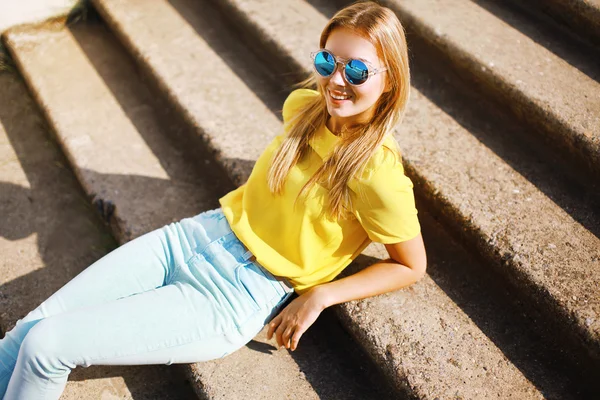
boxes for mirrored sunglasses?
[310,49,387,86]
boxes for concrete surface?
[380,0,600,184]
[0,71,197,399]
[2,0,599,397]
[4,18,226,243]
[511,0,600,46]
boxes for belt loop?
[278,278,295,294]
[242,249,253,261]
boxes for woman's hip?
[172,207,295,333]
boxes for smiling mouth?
[329,89,352,101]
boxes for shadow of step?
[0,71,198,399]
[505,0,600,47]
[376,0,600,186]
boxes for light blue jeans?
[0,207,295,399]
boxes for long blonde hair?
[267,0,411,221]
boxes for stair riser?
[510,0,600,47]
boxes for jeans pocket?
[234,261,283,313]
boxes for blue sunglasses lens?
[313,51,370,85]
[314,51,336,76]
[345,59,369,85]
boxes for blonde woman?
[0,1,426,398]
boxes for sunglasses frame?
[310,49,387,86]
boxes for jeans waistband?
[212,207,295,295]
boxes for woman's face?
[317,27,389,133]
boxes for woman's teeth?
[330,91,351,100]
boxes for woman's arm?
[316,232,427,308]
[267,232,427,350]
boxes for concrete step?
[509,0,600,47]
[377,0,600,187]
[88,0,598,397]
[2,13,400,400]
[0,71,197,398]
[209,0,600,374]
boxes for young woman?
[0,1,426,398]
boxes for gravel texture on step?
[0,71,197,399]
[379,0,600,184]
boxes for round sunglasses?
[310,49,387,86]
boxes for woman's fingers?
[275,320,286,347]
[268,316,307,351]
[282,324,295,349]
[267,315,281,340]
[274,318,296,348]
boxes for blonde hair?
[267,0,411,220]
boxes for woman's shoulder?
[282,88,320,122]
[365,135,403,175]
[348,135,406,190]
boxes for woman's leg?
[0,209,215,395]
[2,277,286,399]
[2,208,294,399]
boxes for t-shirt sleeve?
[349,148,421,244]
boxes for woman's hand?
[266,287,327,351]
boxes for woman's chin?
[327,107,355,120]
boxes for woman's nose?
[329,64,346,86]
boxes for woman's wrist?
[307,284,334,310]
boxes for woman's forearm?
[310,260,426,309]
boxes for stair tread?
[0,71,197,399]
[5,21,224,242]
[519,0,600,45]
[384,0,600,178]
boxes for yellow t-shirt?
[219,88,420,294]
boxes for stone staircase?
[0,0,598,398]
[0,56,198,398]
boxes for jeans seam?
[181,253,253,332]
[167,263,183,285]
[234,308,261,331]
[234,294,288,334]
